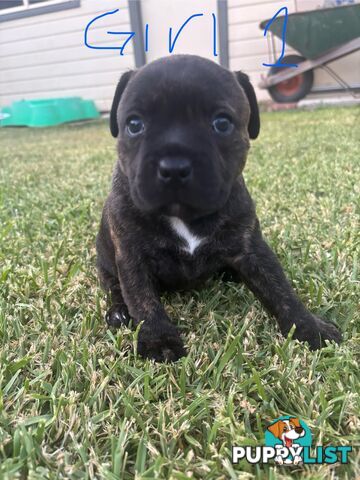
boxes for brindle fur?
[96,55,341,362]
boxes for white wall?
[0,0,136,111]
[141,0,219,64]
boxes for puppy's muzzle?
[157,157,192,185]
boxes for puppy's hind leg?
[98,267,131,328]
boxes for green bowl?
[0,97,100,128]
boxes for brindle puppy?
[96,55,341,362]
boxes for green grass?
[0,107,359,479]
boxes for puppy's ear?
[234,71,260,139]
[267,421,283,439]
[290,418,301,428]
[110,70,134,138]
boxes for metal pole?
[128,0,146,67]
[217,0,229,68]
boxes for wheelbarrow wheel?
[268,55,314,103]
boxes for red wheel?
[268,55,314,103]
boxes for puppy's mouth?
[158,203,203,221]
[162,203,183,217]
[284,436,293,448]
[132,184,228,221]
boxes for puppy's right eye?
[126,116,144,137]
[212,114,234,135]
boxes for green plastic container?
[0,97,100,128]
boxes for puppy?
[96,54,341,362]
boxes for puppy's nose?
[158,158,192,183]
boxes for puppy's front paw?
[105,303,131,328]
[137,322,186,362]
[293,314,341,350]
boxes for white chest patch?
[167,216,205,255]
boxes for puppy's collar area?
[167,216,205,255]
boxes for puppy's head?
[110,55,260,220]
[268,418,305,441]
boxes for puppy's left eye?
[212,115,234,135]
[126,116,145,137]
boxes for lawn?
[0,107,359,479]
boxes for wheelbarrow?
[259,4,360,102]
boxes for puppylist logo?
[232,416,352,466]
